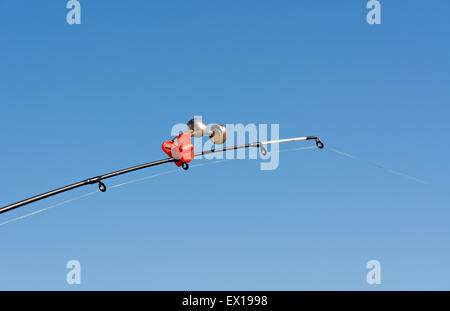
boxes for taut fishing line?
[327,146,430,185]
[0,147,319,227]
[0,191,100,227]
[0,144,434,227]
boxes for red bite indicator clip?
[161,118,227,170]
[162,132,194,169]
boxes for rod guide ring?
[98,181,107,192]
[260,144,267,156]
[182,162,189,170]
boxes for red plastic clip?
[162,132,194,167]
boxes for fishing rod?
[0,118,324,215]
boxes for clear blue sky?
[0,1,449,290]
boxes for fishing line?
[279,146,316,153]
[327,146,430,185]
[0,190,100,227]
[0,144,436,227]
[0,147,317,227]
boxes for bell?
[186,118,208,138]
[209,124,227,144]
